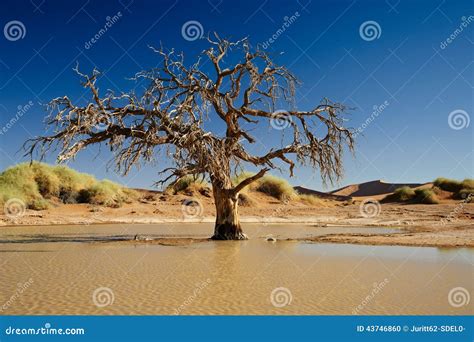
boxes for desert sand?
[1,187,472,248]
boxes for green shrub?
[414,189,439,204]
[28,198,50,210]
[383,186,416,202]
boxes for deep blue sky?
[0,0,472,191]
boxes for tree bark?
[211,185,247,240]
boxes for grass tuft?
[0,162,136,210]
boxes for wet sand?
[0,223,472,315]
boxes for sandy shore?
[1,188,473,248]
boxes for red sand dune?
[330,180,427,197]
[294,186,352,201]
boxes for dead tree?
[25,35,355,240]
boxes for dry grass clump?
[434,177,474,199]
[166,175,210,195]
[298,194,325,206]
[382,186,416,202]
[414,189,439,204]
[383,186,439,204]
[233,172,297,202]
[0,162,136,210]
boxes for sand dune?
[330,180,428,197]
[294,186,351,201]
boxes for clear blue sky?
[0,0,472,191]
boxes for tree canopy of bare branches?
[25,34,355,239]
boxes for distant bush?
[256,175,297,201]
[233,172,297,202]
[383,186,416,202]
[167,175,209,195]
[414,189,439,204]
[433,178,463,193]
[0,162,136,210]
[433,177,474,199]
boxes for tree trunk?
[211,186,247,240]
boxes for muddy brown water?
[0,223,472,315]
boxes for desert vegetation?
[0,162,136,209]
[383,178,473,204]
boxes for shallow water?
[0,223,472,315]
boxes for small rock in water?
[266,236,277,242]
